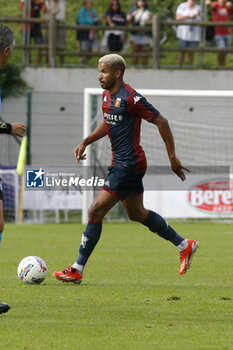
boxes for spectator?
[102,0,127,52]
[127,0,152,66]
[20,0,45,64]
[206,0,232,66]
[76,0,103,65]
[176,0,201,65]
[45,0,67,64]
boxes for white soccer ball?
[17,256,47,284]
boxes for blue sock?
[0,232,2,249]
[76,222,102,266]
[143,210,184,246]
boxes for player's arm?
[0,122,12,134]
[11,123,26,136]
[74,121,107,164]
[0,122,26,136]
[152,115,190,181]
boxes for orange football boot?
[53,266,82,284]
[179,239,199,274]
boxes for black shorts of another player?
[0,177,3,200]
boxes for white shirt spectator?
[132,8,151,26]
[45,0,66,20]
[176,2,201,41]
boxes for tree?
[0,64,28,100]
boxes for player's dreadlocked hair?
[99,54,126,74]
[0,24,14,53]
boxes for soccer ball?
[17,256,47,284]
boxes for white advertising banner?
[144,175,233,218]
[23,190,83,210]
[23,168,233,219]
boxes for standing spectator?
[20,0,46,64]
[45,0,67,64]
[206,0,232,66]
[76,0,103,65]
[176,0,201,65]
[127,0,152,66]
[102,0,126,52]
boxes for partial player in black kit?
[0,24,26,314]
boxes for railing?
[1,15,233,68]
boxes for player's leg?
[0,190,10,314]
[0,198,4,249]
[74,189,119,267]
[123,192,148,222]
[0,302,10,315]
[53,189,119,283]
[123,192,198,274]
[123,192,185,245]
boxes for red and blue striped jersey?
[102,82,160,172]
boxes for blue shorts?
[130,34,152,46]
[80,39,99,51]
[102,165,145,201]
[215,34,232,55]
[178,39,199,48]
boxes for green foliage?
[0,221,233,349]
[1,0,233,68]
[0,64,28,100]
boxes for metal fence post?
[49,11,56,67]
[199,0,207,67]
[152,15,160,69]
[26,90,32,165]
[23,0,31,65]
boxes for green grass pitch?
[0,221,233,350]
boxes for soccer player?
[53,54,198,284]
[0,24,26,314]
